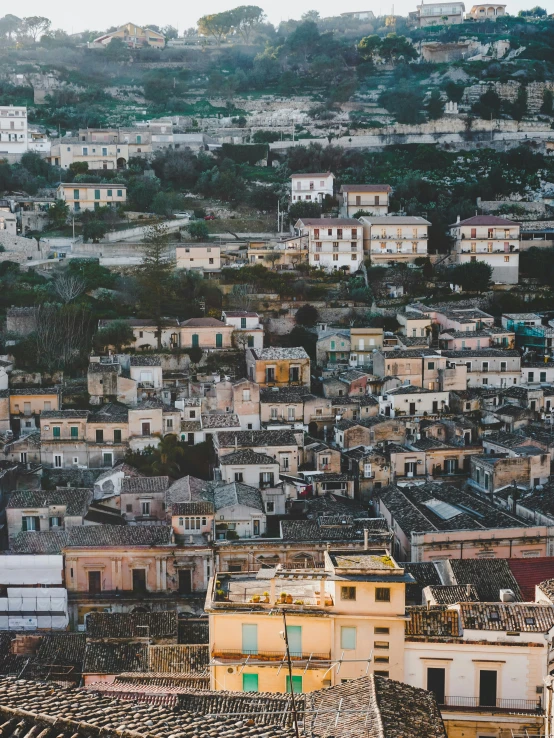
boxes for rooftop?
[459,602,554,632]
[7,488,92,516]
[219,448,278,466]
[453,215,518,226]
[86,611,177,639]
[340,184,392,192]
[250,347,309,360]
[65,524,173,548]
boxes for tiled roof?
[281,518,390,543]
[121,476,169,494]
[453,215,517,226]
[401,562,443,605]
[66,524,173,548]
[181,317,225,327]
[250,347,309,360]
[508,557,554,602]
[83,642,148,674]
[260,387,306,403]
[448,559,523,602]
[217,429,299,448]
[172,501,214,515]
[305,675,446,738]
[10,387,60,396]
[201,413,240,429]
[459,602,554,631]
[37,633,87,669]
[41,410,89,419]
[7,488,92,515]
[10,529,69,554]
[426,584,480,604]
[290,171,333,177]
[86,612,178,639]
[130,355,162,366]
[88,362,119,374]
[178,618,209,644]
[537,579,554,601]
[405,606,460,637]
[213,481,264,512]
[442,348,519,358]
[340,184,391,192]
[166,475,209,505]
[88,403,129,423]
[148,645,209,673]
[360,215,431,225]
[219,448,277,465]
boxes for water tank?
[500,589,516,602]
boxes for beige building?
[246,347,311,389]
[467,2,506,19]
[208,549,410,693]
[215,429,303,475]
[176,244,221,272]
[414,1,465,26]
[450,215,520,284]
[90,23,165,48]
[360,216,430,265]
[40,409,89,469]
[10,387,61,437]
[6,488,93,542]
[349,327,384,367]
[338,185,391,217]
[128,400,180,452]
[180,318,233,351]
[295,218,364,273]
[57,183,127,213]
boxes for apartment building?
[414,1,465,26]
[40,410,90,469]
[450,215,520,284]
[350,327,385,367]
[338,184,391,217]
[176,244,221,272]
[207,549,410,692]
[442,348,521,387]
[57,183,127,213]
[0,106,28,157]
[467,2,507,19]
[215,429,302,475]
[503,313,554,357]
[380,386,450,417]
[295,218,364,273]
[246,347,311,389]
[290,172,334,203]
[360,216,430,265]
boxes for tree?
[161,25,179,40]
[94,319,135,352]
[230,283,256,310]
[264,252,281,270]
[23,16,51,42]
[138,224,174,349]
[541,88,553,115]
[187,220,209,241]
[380,86,424,124]
[69,161,89,176]
[427,89,444,120]
[197,11,234,44]
[104,37,130,62]
[450,261,492,292]
[518,6,546,15]
[150,434,185,476]
[358,34,381,61]
[34,303,94,372]
[0,15,21,41]
[445,81,465,103]
[47,200,69,230]
[301,10,320,21]
[379,34,417,64]
[472,89,502,119]
[295,303,319,327]
[128,176,160,211]
[289,201,322,221]
[231,6,265,42]
[52,273,86,303]
[83,219,108,243]
[510,85,528,121]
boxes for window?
[103,452,112,468]
[337,229,343,238]
[114,429,122,443]
[54,454,62,468]
[374,641,389,650]
[479,670,497,707]
[351,254,357,260]
[234,472,244,482]
[82,148,88,156]
[374,671,389,677]
[341,627,356,650]
[117,189,123,197]
[374,627,390,634]
[541,371,547,383]
[102,148,107,156]
[376,587,391,602]
[482,362,489,372]
[141,500,151,516]
[142,422,151,436]
[96,429,104,443]
[314,229,319,238]
[364,463,372,478]
[88,571,101,593]
[286,625,302,656]
[94,189,100,200]
[266,501,275,513]
[375,656,389,663]
[216,333,223,348]
[107,189,112,197]
[266,367,275,383]
[190,410,196,419]
[260,472,274,487]
[53,426,61,438]
[270,407,278,420]
[20,452,27,464]
[427,668,445,704]
[126,504,133,513]
[313,254,320,261]
[44,401,51,411]
[70,426,78,438]
[73,189,80,200]
[192,334,199,348]
[286,676,303,694]
[333,254,339,261]
[242,673,258,692]
[166,418,173,430]
[22,516,39,532]
[287,407,295,421]
[49,516,61,528]
[341,586,356,601]
[504,255,510,262]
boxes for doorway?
[132,569,147,593]
[479,670,497,707]
[88,571,101,593]
[409,402,416,414]
[179,570,192,594]
[427,667,445,704]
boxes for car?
[204,214,216,220]
[174,212,192,220]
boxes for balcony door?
[286,625,302,657]
[132,569,147,593]
[178,569,192,594]
[88,571,101,593]
[479,670,497,707]
[427,667,445,704]
[242,624,258,655]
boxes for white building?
[290,172,334,203]
[450,215,520,285]
[338,185,391,217]
[222,311,264,350]
[360,216,430,265]
[379,385,450,417]
[442,348,521,387]
[415,1,465,26]
[0,106,28,157]
[295,217,364,273]
[176,244,221,272]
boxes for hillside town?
[2,3,554,738]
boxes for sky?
[17,0,554,35]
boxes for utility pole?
[281,609,301,738]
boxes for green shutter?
[107,189,112,197]
[216,333,223,348]
[95,189,100,200]
[117,189,122,197]
[242,673,258,692]
[53,426,60,438]
[70,426,78,438]
[192,334,199,347]
[341,626,356,650]
[286,675,303,693]
[73,189,79,200]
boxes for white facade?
[0,106,28,156]
[442,350,521,387]
[222,311,264,351]
[450,216,520,284]
[380,387,450,417]
[522,364,554,385]
[295,218,364,274]
[416,1,465,26]
[360,216,430,265]
[129,364,163,390]
[290,172,334,203]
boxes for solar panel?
[423,498,462,520]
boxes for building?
[207,549,413,692]
[176,244,221,272]
[316,329,351,367]
[40,409,90,469]
[90,23,165,49]
[57,183,127,213]
[450,215,520,285]
[180,318,234,351]
[290,172,334,203]
[379,386,450,418]
[442,349,521,388]
[6,488,93,542]
[350,328,385,367]
[10,387,61,437]
[246,347,310,389]
[0,106,28,157]
[338,185,391,217]
[467,3,507,19]
[215,429,303,475]
[294,218,364,273]
[221,311,264,351]
[87,359,137,407]
[469,450,550,496]
[503,313,554,358]
[414,1,465,26]
[360,216,430,265]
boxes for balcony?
[439,696,542,714]
[212,648,332,663]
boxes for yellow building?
[57,183,127,213]
[90,23,165,49]
[246,347,311,388]
[207,548,411,693]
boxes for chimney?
[466,583,471,599]
[456,215,460,224]
[364,528,369,550]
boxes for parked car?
[204,214,216,220]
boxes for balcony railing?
[440,696,542,713]
[212,648,331,662]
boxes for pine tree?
[138,224,174,350]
